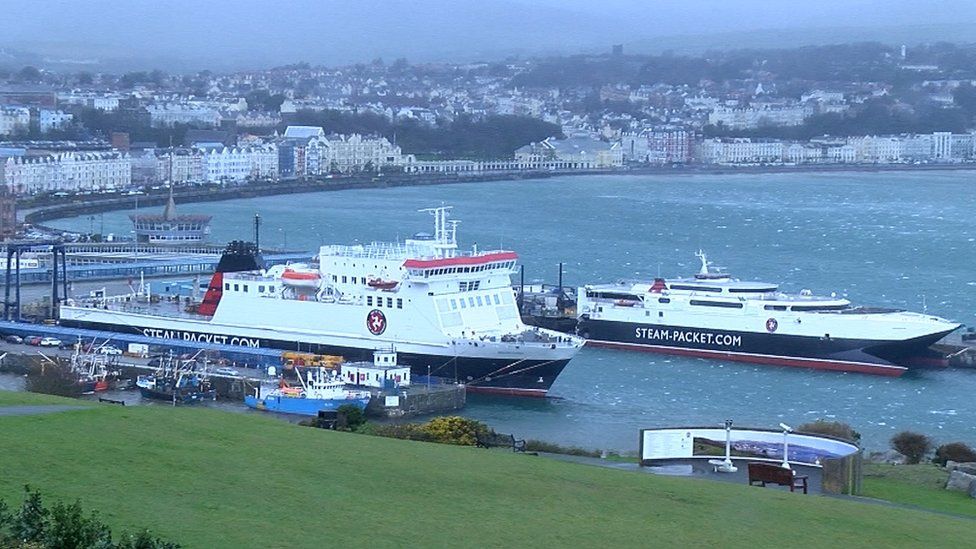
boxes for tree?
[18,66,41,82]
[891,431,933,464]
[76,71,94,85]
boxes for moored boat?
[245,367,371,416]
[577,251,961,376]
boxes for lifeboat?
[281,269,321,288]
[614,299,637,307]
[367,278,399,291]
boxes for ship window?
[367,296,373,306]
[332,275,337,282]
[387,297,393,308]
[764,305,787,311]
[468,297,475,307]
[341,276,347,283]
[730,287,776,293]
[459,281,467,292]
[224,283,230,290]
[460,299,467,309]
[493,294,500,305]
[791,304,849,312]
[258,285,265,293]
[670,284,723,292]
[397,298,403,309]
[450,299,457,310]
[233,284,239,292]
[658,298,670,303]
[689,300,742,309]
[476,296,484,306]
[243,285,248,293]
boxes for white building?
[201,145,278,183]
[0,107,31,136]
[708,104,811,129]
[320,134,404,173]
[38,109,74,132]
[699,138,785,164]
[849,136,903,163]
[1,151,130,195]
[155,149,204,183]
[147,103,221,128]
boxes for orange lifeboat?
[281,269,321,288]
[367,278,399,291]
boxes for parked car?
[4,334,23,344]
[39,337,62,347]
[96,345,123,355]
[25,336,43,346]
[214,367,240,377]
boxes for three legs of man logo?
[367,309,387,335]
[765,317,778,333]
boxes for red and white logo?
[367,309,387,336]
[765,318,778,333]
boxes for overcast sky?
[3,0,976,71]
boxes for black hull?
[577,318,954,376]
[62,319,567,397]
[139,387,217,404]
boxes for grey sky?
[3,0,975,71]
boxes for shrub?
[797,419,861,443]
[0,487,180,548]
[523,439,601,457]
[933,442,976,466]
[336,404,367,431]
[890,431,933,464]
[420,416,489,446]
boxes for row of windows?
[225,282,275,295]
[367,295,404,309]
[452,293,502,310]
[458,280,481,292]
[412,260,516,278]
[689,300,744,309]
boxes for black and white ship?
[576,252,960,376]
[60,207,583,397]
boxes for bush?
[933,442,976,466]
[0,486,180,548]
[336,404,366,431]
[891,431,933,464]
[523,440,601,457]
[797,420,861,443]
[420,416,489,446]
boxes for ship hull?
[139,387,217,404]
[61,317,569,397]
[244,395,370,416]
[578,318,956,377]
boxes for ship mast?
[418,206,458,258]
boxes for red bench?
[747,462,808,494]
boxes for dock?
[0,242,310,286]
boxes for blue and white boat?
[245,367,371,416]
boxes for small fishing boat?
[137,352,216,404]
[245,367,370,416]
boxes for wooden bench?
[476,432,526,453]
[747,462,808,494]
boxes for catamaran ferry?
[59,207,583,397]
[576,252,960,377]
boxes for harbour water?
[48,171,976,452]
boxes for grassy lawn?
[0,388,94,407]
[0,390,974,548]
[862,463,976,518]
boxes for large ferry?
[576,252,960,376]
[59,207,583,397]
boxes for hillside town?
[2,41,976,196]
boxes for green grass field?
[862,463,976,518]
[1,390,974,548]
